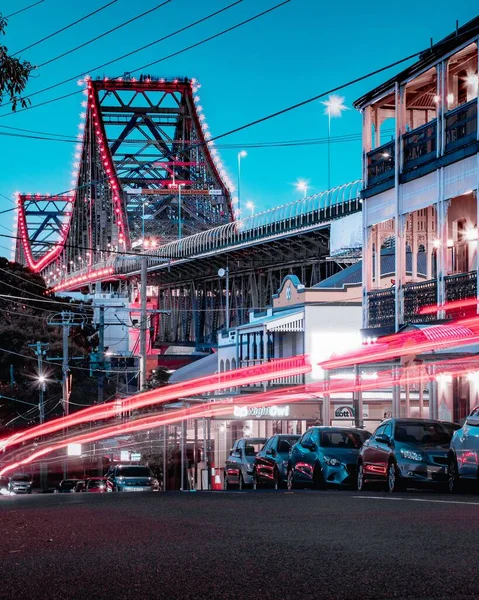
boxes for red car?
[85,477,108,493]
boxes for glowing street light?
[295,180,308,198]
[321,94,348,189]
[237,150,247,217]
[246,201,254,216]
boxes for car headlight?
[324,456,341,467]
[282,460,288,468]
[400,449,423,462]
[246,464,254,473]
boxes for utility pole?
[29,341,49,424]
[98,306,105,405]
[29,341,49,491]
[140,254,148,390]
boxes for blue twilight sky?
[0,0,477,257]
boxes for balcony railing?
[445,99,478,153]
[366,141,395,186]
[368,288,395,329]
[445,271,477,318]
[403,279,437,323]
[403,120,437,171]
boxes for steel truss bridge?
[14,77,362,347]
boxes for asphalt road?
[1,489,479,600]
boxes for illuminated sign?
[233,405,290,419]
[141,189,223,196]
[335,406,355,418]
[67,443,82,456]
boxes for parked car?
[287,427,370,490]
[224,438,267,490]
[448,406,479,492]
[357,418,460,492]
[4,473,33,494]
[55,479,84,494]
[253,434,300,489]
[105,465,159,492]
[85,477,108,493]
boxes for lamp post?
[237,150,247,217]
[295,180,308,199]
[321,94,348,190]
[178,183,184,239]
[141,197,149,245]
[218,266,230,330]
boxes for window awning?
[236,309,304,334]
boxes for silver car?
[106,465,160,492]
[448,406,479,491]
[224,438,266,490]
[4,473,33,495]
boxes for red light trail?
[0,356,311,453]
[2,353,478,477]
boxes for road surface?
[1,489,478,600]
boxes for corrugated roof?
[168,353,217,384]
[316,251,427,289]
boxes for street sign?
[140,188,223,196]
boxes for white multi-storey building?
[354,17,479,423]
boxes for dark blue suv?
[253,434,300,489]
[287,427,370,490]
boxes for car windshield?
[277,437,299,453]
[11,475,31,482]
[394,422,458,445]
[320,431,367,449]
[244,442,265,456]
[61,480,76,488]
[118,467,151,477]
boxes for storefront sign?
[233,405,290,419]
[335,405,370,419]
[335,406,355,418]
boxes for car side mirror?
[376,434,390,444]
[466,416,479,427]
[271,448,277,457]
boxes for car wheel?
[223,473,229,491]
[287,467,295,491]
[238,473,244,491]
[312,465,327,490]
[448,456,460,493]
[387,461,405,493]
[357,463,367,491]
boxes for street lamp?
[246,201,254,217]
[141,198,149,244]
[218,267,230,330]
[295,180,308,198]
[237,150,247,217]
[178,183,184,240]
[321,94,348,189]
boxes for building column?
[392,365,401,418]
[411,212,418,281]
[374,226,381,286]
[362,224,373,328]
[353,364,363,428]
[394,83,406,332]
[426,206,434,280]
[323,370,330,427]
[436,177,447,319]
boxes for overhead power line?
[13,0,119,55]
[0,0,282,117]
[4,0,45,19]
[37,1,172,69]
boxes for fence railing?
[445,99,478,153]
[366,141,395,186]
[403,120,437,170]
